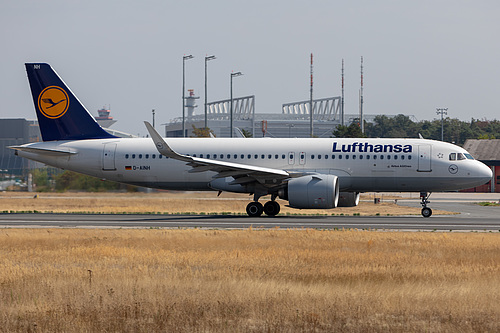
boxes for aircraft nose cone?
[477,162,493,184]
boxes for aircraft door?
[102,143,117,171]
[288,152,295,165]
[299,152,306,165]
[417,145,432,172]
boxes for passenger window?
[159,154,163,159]
[311,155,315,159]
[261,154,265,159]
[152,154,156,159]
[394,155,398,160]
[380,155,384,160]
[207,154,211,158]
[373,155,377,160]
[359,155,363,160]
[248,154,251,159]
[449,153,456,161]
[282,154,286,159]
[352,155,356,160]
[233,154,237,159]
[241,154,244,159]
[220,154,224,159]
[300,154,305,159]
[227,154,231,159]
[366,155,370,160]
[145,154,149,159]
[275,154,279,159]
[408,155,412,160]
[254,154,258,159]
[387,155,391,160]
[325,155,328,159]
[338,155,342,160]
[345,155,349,160]
[318,155,321,160]
[200,154,204,158]
[401,155,404,160]
[125,154,129,159]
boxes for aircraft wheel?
[246,202,264,217]
[263,201,280,216]
[421,207,432,218]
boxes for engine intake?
[280,174,339,209]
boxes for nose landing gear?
[420,192,432,218]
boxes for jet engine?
[279,174,339,209]
[337,192,360,207]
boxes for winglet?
[144,121,191,162]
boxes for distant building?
[0,119,41,175]
[462,139,500,192]
[165,92,394,138]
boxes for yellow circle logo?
[38,86,69,119]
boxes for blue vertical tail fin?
[25,63,116,141]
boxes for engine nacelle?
[281,174,339,209]
[338,192,360,207]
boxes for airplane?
[11,63,492,218]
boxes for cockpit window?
[449,153,456,161]
[457,153,466,160]
[464,153,474,160]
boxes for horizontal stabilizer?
[8,145,77,155]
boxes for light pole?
[204,55,216,130]
[182,54,194,137]
[152,109,155,128]
[436,108,448,141]
[230,71,243,138]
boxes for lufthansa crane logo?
[37,86,69,119]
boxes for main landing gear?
[246,200,280,217]
[420,192,432,218]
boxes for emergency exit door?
[102,143,117,171]
[417,145,432,172]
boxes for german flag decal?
[125,166,132,170]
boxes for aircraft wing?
[144,122,292,186]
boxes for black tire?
[246,202,264,217]
[421,207,432,218]
[263,201,280,216]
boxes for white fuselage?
[16,137,492,193]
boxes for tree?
[240,129,253,138]
[191,125,215,138]
[332,123,367,138]
[54,171,133,192]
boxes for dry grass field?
[1,228,499,332]
[0,191,452,216]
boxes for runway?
[1,193,499,231]
[1,213,500,231]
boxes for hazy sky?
[1,0,499,136]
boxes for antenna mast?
[310,53,314,137]
[359,56,364,133]
[341,59,345,126]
